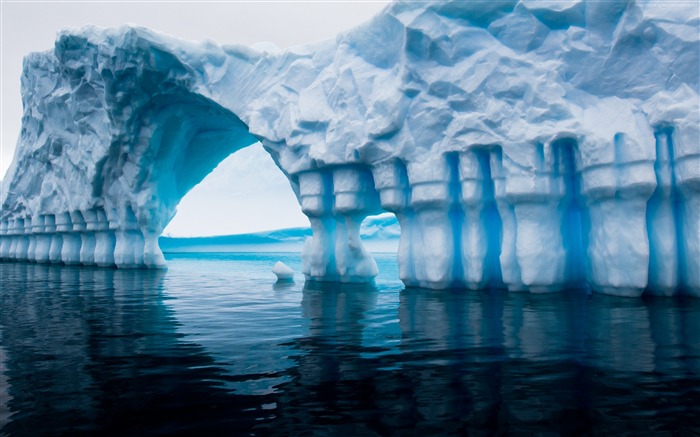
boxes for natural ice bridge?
[1,0,698,297]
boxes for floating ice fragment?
[272,261,294,282]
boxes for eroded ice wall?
[1,0,698,296]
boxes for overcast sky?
[0,1,389,236]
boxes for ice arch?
[162,143,310,238]
[103,93,261,267]
[0,27,386,285]
[0,90,263,269]
[1,0,699,297]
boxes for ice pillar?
[646,129,681,295]
[112,207,145,269]
[14,218,30,262]
[300,171,338,281]
[0,221,9,260]
[93,209,116,267]
[372,160,414,286]
[300,167,380,283]
[80,210,97,266]
[671,127,700,296]
[26,217,38,262]
[34,215,52,264]
[458,149,502,290]
[491,149,526,292]
[58,212,82,265]
[45,215,63,264]
[505,144,568,292]
[406,157,455,289]
[332,167,380,282]
[580,134,656,297]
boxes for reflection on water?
[1,256,699,435]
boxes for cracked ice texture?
[1,0,698,296]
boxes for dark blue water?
[1,253,699,436]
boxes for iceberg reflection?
[0,261,698,435]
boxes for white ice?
[272,261,295,282]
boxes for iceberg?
[0,0,698,297]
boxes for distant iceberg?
[158,214,400,253]
[0,0,698,297]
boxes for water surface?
[1,253,699,435]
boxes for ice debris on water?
[272,261,295,282]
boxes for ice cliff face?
[1,0,698,297]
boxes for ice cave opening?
[142,94,389,282]
[161,143,308,239]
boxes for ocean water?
[1,253,699,435]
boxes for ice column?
[143,226,166,268]
[113,207,145,269]
[300,166,380,283]
[93,209,115,267]
[671,127,700,296]
[34,215,51,263]
[332,167,380,282]
[406,157,455,289]
[9,219,21,260]
[580,134,656,297]
[6,220,17,260]
[5,220,16,259]
[80,210,97,266]
[45,215,63,264]
[14,218,30,261]
[0,221,8,260]
[458,149,502,290]
[506,144,568,292]
[11,218,29,261]
[300,171,338,281]
[58,212,82,265]
[372,160,414,286]
[491,149,526,291]
[2,220,16,261]
[26,217,38,262]
[646,129,681,295]
[551,141,588,288]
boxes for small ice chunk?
[272,261,294,282]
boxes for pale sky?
[0,1,389,236]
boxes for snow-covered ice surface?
[0,0,698,297]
